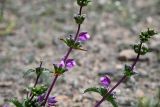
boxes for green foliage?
[29,85,47,96]
[84,87,118,107]
[60,37,86,51]
[74,14,86,24]
[133,44,150,55]
[22,99,40,107]
[123,65,135,77]
[139,28,157,43]
[11,98,23,107]
[133,29,157,56]
[25,67,51,77]
[84,87,108,96]
[53,64,67,75]
[11,98,41,107]
[77,0,91,7]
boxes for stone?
[57,95,69,101]
[118,49,136,61]
[116,64,123,70]
[0,81,12,88]
[98,69,116,76]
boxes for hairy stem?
[42,74,58,106]
[29,61,43,101]
[34,61,43,87]
[43,6,83,106]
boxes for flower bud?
[74,14,86,24]
[100,76,111,88]
[60,59,76,70]
[77,0,91,7]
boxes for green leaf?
[35,67,51,76]
[24,67,51,78]
[23,69,35,77]
[84,87,118,107]
[107,94,118,107]
[133,44,141,54]
[84,87,108,96]
[99,88,108,96]
[84,87,101,93]
[31,85,47,96]
[21,98,41,107]
[11,98,23,107]
[74,14,86,24]
[139,28,157,43]
[84,87,112,98]
[53,64,67,75]
[140,46,150,55]
[60,37,84,50]
[124,65,135,77]
[109,99,118,107]
[77,0,91,6]
[133,44,150,55]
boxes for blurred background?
[0,0,160,107]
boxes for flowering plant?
[1,0,159,107]
[8,0,91,107]
[84,28,157,107]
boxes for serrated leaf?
[23,69,35,77]
[35,67,51,76]
[24,67,51,78]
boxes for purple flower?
[100,76,111,88]
[65,59,76,69]
[78,32,90,42]
[38,94,57,107]
[59,59,65,68]
[38,94,45,103]
[48,96,57,106]
[59,59,76,69]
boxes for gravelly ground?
[0,0,160,107]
